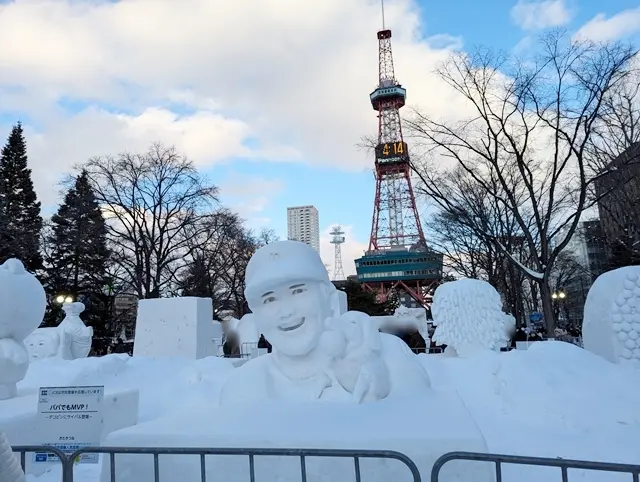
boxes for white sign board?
[34,385,104,464]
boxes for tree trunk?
[539,280,556,335]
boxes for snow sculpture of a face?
[431,278,509,356]
[245,241,334,358]
[583,266,640,365]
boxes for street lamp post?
[551,289,567,327]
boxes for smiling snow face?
[249,280,331,357]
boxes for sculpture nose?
[278,309,295,320]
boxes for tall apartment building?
[562,220,608,326]
[287,205,320,253]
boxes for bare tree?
[407,32,637,334]
[80,143,219,299]
[424,167,534,326]
[179,218,280,318]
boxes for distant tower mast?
[330,226,346,280]
[368,0,425,250]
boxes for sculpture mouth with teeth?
[279,318,306,332]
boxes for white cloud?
[574,7,640,43]
[0,0,472,211]
[319,224,368,279]
[510,0,572,31]
[218,175,285,228]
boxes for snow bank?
[12,341,640,482]
[420,341,640,480]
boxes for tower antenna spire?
[380,0,386,30]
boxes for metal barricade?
[64,446,422,482]
[13,445,69,482]
[431,451,640,482]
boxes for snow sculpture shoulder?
[583,266,640,365]
[431,278,512,357]
[219,241,430,405]
[0,259,47,400]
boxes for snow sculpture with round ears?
[583,266,640,365]
[0,259,47,400]
[431,278,513,357]
[219,240,431,405]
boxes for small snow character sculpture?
[57,302,93,359]
[583,266,640,365]
[0,259,47,400]
[431,278,511,357]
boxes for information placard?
[34,385,104,464]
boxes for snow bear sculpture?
[219,240,431,405]
[431,278,513,357]
[583,266,640,365]
[0,259,47,400]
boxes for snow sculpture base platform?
[0,387,139,445]
[101,390,492,482]
[134,297,215,359]
[1,387,139,476]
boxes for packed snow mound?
[8,341,640,482]
[431,278,513,356]
[19,355,236,423]
[420,341,640,464]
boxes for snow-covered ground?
[12,341,640,481]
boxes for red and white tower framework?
[368,25,424,250]
[355,3,443,309]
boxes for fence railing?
[431,451,640,482]
[13,445,422,482]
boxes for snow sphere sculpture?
[0,258,47,400]
[583,266,640,365]
[431,278,512,357]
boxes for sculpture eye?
[263,296,276,304]
[291,288,306,295]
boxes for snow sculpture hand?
[328,311,391,403]
[0,339,29,399]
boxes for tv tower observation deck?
[355,15,443,309]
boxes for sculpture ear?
[328,287,341,318]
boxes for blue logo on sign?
[35,453,48,462]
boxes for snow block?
[100,390,493,482]
[133,297,215,359]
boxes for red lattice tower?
[368,29,425,251]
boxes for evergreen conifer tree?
[45,170,110,351]
[0,122,43,270]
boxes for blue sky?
[0,0,638,275]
